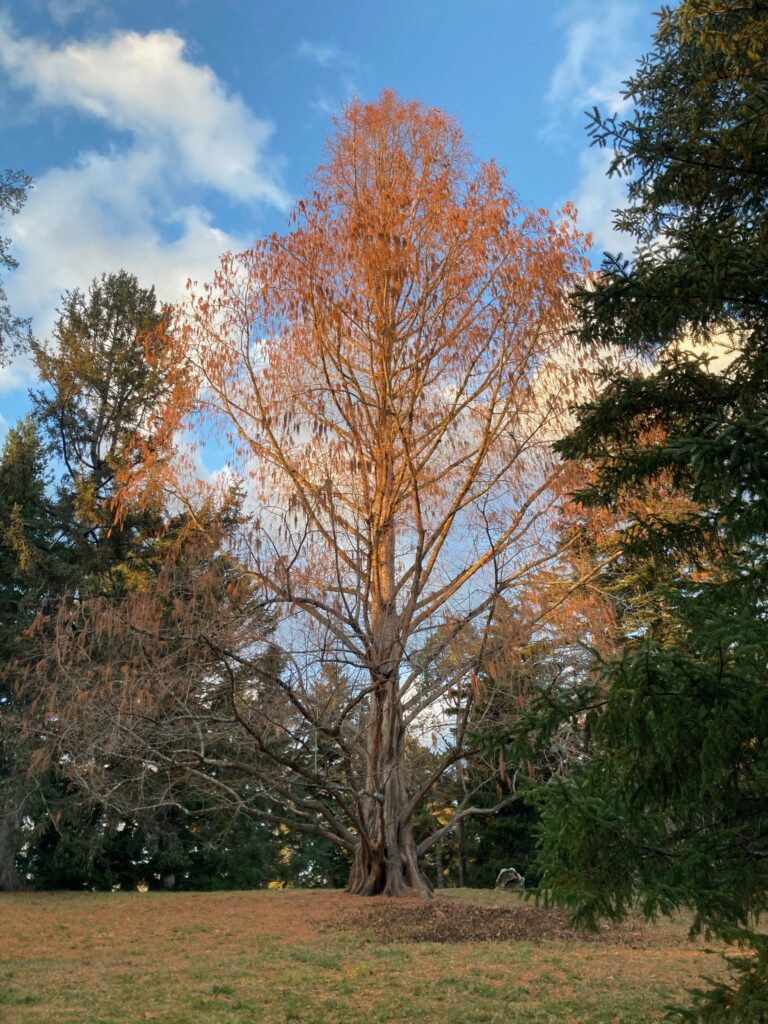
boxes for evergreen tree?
[20,802,276,892]
[4,272,326,893]
[0,169,32,365]
[0,419,59,665]
[3,272,173,889]
[0,419,61,889]
[533,3,768,1019]
[31,270,170,596]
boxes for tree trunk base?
[346,839,433,899]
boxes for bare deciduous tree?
[46,92,592,897]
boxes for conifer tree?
[31,270,170,596]
[0,419,60,889]
[532,3,768,1018]
[1,273,172,889]
[0,169,31,365]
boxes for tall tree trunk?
[345,392,432,899]
[0,783,25,891]
[346,672,432,898]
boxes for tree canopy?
[43,91,592,899]
[528,2,768,1019]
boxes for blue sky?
[0,0,658,435]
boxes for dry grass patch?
[0,889,728,1023]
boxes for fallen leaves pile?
[344,898,653,946]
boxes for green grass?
[0,889,725,1023]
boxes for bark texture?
[346,439,432,898]
[346,675,432,898]
[0,784,24,891]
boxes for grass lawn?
[0,888,727,1023]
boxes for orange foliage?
[109,91,598,897]
[129,92,591,632]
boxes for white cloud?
[543,0,640,143]
[297,38,362,119]
[309,88,337,117]
[0,19,289,394]
[309,79,360,118]
[43,0,100,24]
[572,147,633,255]
[543,1,643,257]
[8,149,247,337]
[297,40,340,67]
[0,351,35,394]
[0,21,289,206]
[296,39,358,72]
